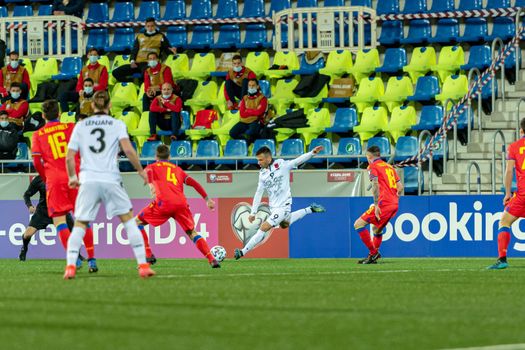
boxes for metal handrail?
[515,9,523,86]
[491,38,506,107]
[467,68,482,143]
[491,130,506,194]
[517,97,525,140]
[443,98,457,164]
[467,161,481,195]
[418,130,433,195]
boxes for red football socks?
[193,235,214,263]
[372,234,383,255]
[83,226,95,259]
[497,227,511,259]
[357,227,374,253]
[57,222,70,250]
[138,226,152,258]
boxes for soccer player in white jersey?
[64,91,155,279]
[234,145,326,259]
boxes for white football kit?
[251,151,315,227]
[68,114,133,221]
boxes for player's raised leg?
[280,203,326,228]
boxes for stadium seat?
[319,50,353,79]
[403,167,421,194]
[268,78,299,115]
[87,2,109,23]
[297,108,332,146]
[456,105,474,131]
[211,109,241,147]
[354,106,389,142]
[335,137,362,165]
[38,4,53,16]
[107,28,135,53]
[165,53,189,79]
[378,21,403,46]
[162,0,186,20]
[52,57,82,81]
[259,80,271,97]
[239,24,271,49]
[141,141,163,165]
[294,84,328,112]
[325,108,358,134]
[403,46,436,83]
[376,0,399,15]
[269,0,291,14]
[5,143,30,169]
[461,45,491,71]
[347,49,380,83]
[428,19,459,44]
[308,138,332,165]
[111,82,138,113]
[407,76,440,103]
[87,29,109,52]
[170,140,192,159]
[378,76,413,112]
[217,139,248,166]
[281,139,305,157]
[297,0,318,6]
[13,5,33,18]
[457,18,488,43]
[0,7,7,19]
[32,57,58,86]
[457,0,482,10]
[431,46,465,83]
[402,0,427,13]
[242,0,265,17]
[212,25,240,49]
[166,26,187,49]
[245,139,276,164]
[185,81,218,114]
[129,112,150,148]
[137,1,161,21]
[264,52,300,79]
[110,2,134,22]
[185,110,220,142]
[324,0,346,5]
[215,0,239,18]
[366,137,391,159]
[400,20,431,45]
[351,0,371,6]
[189,0,212,19]
[183,53,216,80]
[246,51,271,78]
[435,75,469,104]
[21,59,33,75]
[485,0,510,7]
[186,25,213,50]
[429,0,455,12]
[485,17,515,42]
[117,111,140,134]
[293,54,326,75]
[412,105,444,131]
[375,48,406,74]
[385,105,417,142]
[350,76,384,114]
[60,112,76,124]
[394,136,418,162]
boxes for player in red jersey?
[354,145,403,264]
[31,100,97,272]
[136,144,220,268]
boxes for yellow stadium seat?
[21,58,33,75]
[185,81,219,115]
[403,46,436,83]
[264,52,300,79]
[385,105,417,142]
[347,49,380,83]
[212,81,227,115]
[183,53,216,81]
[296,108,332,147]
[246,51,270,78]
[319,50,353,79]
[349,77,384,114]
[136,83,145,113]
[32,57,58,86]
[111,82,138,114]
[165,53,189,80]
[268,78,298,116]
[431,45,465,83]
[354,106,389,142]
[60,111,76,124]
[108,55,131,87]
[435,74,468,105]
[117,111,140,133]
[294,84,329,112]
[378,76,414,112]
[129,111,150,149]
[185,110,221,142]
[212,109,241,148]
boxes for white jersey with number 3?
[68,114,128,184]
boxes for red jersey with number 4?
[507,137,525,196]
[146,161,188,205]
[31,121,76,184]
[368,158,400,207]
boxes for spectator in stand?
[225,55,256,110]
[147,83,183,141]
[229,78,267,144]
[76,78,95,120]
[112,18,177,83]
[143,52,175,112]
[59,47,108,113]
[52,0,84,18]
[0,83,29,130]
[0,51,31,100]
[0,111,19,160]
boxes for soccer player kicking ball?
[234,146,326,260]
[135,144,220,268]
[64,91,154,279]
[354,146,403,264]
[31,100,97,272]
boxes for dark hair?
[145,17,156,24]
[156,144,170,160]
[10,82,21,90]
[147,52,158,59]
[42,100,60,120]
[0,110,8,117]
[248,78,259,85]
[87,47,98,55]
[256,146,272,156]
[93,90,110,111]
[9,51,18,56]
[366,145,381,157]
[521,118,525,133]
[84,78,94,84]
[232,54,242,62]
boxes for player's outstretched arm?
[288,146,324,168]
[184,176,215,210]
[66,149,80,189]
[503,159,515,205]
[120,138,147,184]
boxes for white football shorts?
[75,181,133,221]
[267,205,292,227]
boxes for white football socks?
[289,207,313,226]
[67,226,86,266]
[124,218,147,265]
[242,229,267,256]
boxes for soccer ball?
[211,245,227,262]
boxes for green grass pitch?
[0,258,524,350]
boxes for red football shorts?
[360,204,398,231]
[46,180,78,217]
[505,193,525,218]
[138,200,195,232]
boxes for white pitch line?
[440,344,525,350]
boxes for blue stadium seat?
[281,139,305,157]
[5,143,30,169]
[325,108,357,134]
[325,0,346,5]
[239,24,271,49]
[457,0,482,10]
[456,105,474,131]
[429,0,455,12]
[38,4,53,16]
[87,2,109,23]
[269,0,291,14]
[0,7,7,19]
[403,167,421,194]
[242,0,265,17]
[166,26,187,49]
[378,21,402,46]
[119,141,138,171]
[217,140,248,166]
[193,140,220,167]
[110,2,134,22]
[259,80,271,97]
[13,5,33,17]
[407,76,440,103]
[412,105,444,131]
[402,0,427,13]
[400,19,431,45]
[292,54,326,75]
[394,136,418,161]
[481,78,497,100]
[366,137,391,160]
[376,0,399,15]
[423,138,446,160]
[351,0,372,6]
[189,0,212,19]
[245,139,276,164]
[428,19,459,44]
[170,141,192,164]
[375,48,406,74]
[297,0,318,7]
[212,25,240,49]
[458,18,488,43]
[157,111,191,137]
[136,1,161,21]
[485,17,515,42]
[87,29,109,52]
[52,57,82,81]
[504,50,520,70]
[308,138,332,165]
[485,0,510,7]
[163,0,186,20]
[335,137,361,165]
[216,0,239,18]
[107,28,135,53]
[461,45,491,71]
[141,141,163,165]
[187,25,213,50]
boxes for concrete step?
[441,173,492,185]
[496,98,524,113]
[446,160,492,174]
[490,111,518,122]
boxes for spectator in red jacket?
[143,52,175,112]
[0,82,29,130]
[0,51,30,100]
[148,83,183,141]
[229,78,267,144]
[225,55,256,110]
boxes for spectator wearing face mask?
[229,78,267,144]
[0,82,29,130]
[58,47,108,113]
[76,78,95,120]
[0,51,30,100]
[143,52,174,112]
[147,82,183,141]
[225,55,256,111]
[0,111,19,160]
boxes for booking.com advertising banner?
[1,195,524,259]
